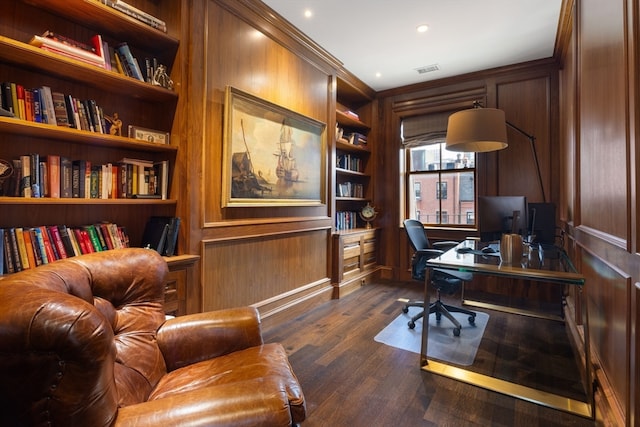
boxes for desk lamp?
[445,101,546,202]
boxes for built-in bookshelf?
[0,0,182,273]
[334,103,373,231]
[332,73,380,292]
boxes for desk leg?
[581,285,595,417]
[420,268,431,367]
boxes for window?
[436,182,447,200]
[402,113,476,226]
[414,181,422,200]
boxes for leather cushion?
[148,343,306,422]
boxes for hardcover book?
[115,43,144,81]
[47,155,61,198]
[60,157,73,198]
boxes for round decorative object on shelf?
[0,159,14,196]
[359,202,377,229]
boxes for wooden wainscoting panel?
[580,249,630,423]
[202,229,329,312]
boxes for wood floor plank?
[263,280,596,426]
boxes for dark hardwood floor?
[262,280,597,427]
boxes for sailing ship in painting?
[274,120,299,182]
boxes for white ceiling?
[261,0,563,91]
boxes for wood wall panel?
[177,0,340,314]
[578,0,628,241]
[634,282,640,427]
[559,2,576,225]
[496,77,552,203]
[202,0,331,224]
[202,229,329,311]
[580,249,631,420]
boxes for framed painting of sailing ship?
[222,86,326,207]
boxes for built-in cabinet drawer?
[332,228,378,297]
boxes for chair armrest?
[415,248,444,259]
[157,307,264,372]
[432,241,460,251]
[114,377,292,427]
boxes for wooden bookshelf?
[0,0,183,266]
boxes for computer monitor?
[528,202,556,245]
[477,196,528,242]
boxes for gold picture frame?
[222,86,326,207]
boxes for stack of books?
[29,31,105,69]
[100,0,167,33]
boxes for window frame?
[403,141,476,228]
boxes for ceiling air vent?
[415,64,440,74]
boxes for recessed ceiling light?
[375,72,382,78]
[304,9,313,18]
[417,24,429,33]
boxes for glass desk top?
[427,240,584,286]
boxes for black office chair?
[402,219,476,336]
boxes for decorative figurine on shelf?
[152,64,174,90]
[104,112,123,136]
[0,159,14,196]
[359,202,378,229]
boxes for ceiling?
[261,0,563,92]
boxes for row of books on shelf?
[337,154,364,172]
[26,30,168,86]
[1,82,116,134]
[99,0,168,33]
[337,182,364,198]
[0,222,130,275]
[336,211,359,231]
[2,155,169,200]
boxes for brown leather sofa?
[0,248,306,426]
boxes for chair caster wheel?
[402,306,409,314]
[468,316,476,325]
[408,320,416,329]
[453,327,461,337]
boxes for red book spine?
[79,229,95,253]
[73,228,89,254]
[47,225,67,259]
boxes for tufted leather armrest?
[157,307,264,372]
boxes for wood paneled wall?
[202,228,330,314]
[559,0,638,425]
[180,0,342,315]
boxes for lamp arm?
[505,121,546,202]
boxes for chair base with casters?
[403,287,477,336]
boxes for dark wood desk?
[422,240,593,419]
